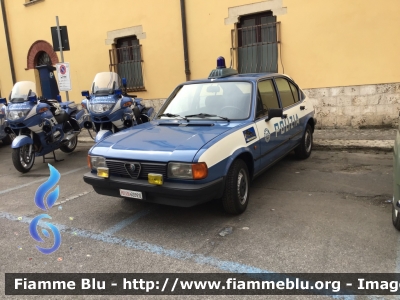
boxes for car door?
[254,79,285,172]
[274,77,303,151]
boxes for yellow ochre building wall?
[0,0,399,127]
[277,0,400,89]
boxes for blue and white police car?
[83,57,317,214]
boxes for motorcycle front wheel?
[59,136,78,153]
[12,145,35,173]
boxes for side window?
[275,78,296,108]
[289,82,299,103]
[256,79,279,118]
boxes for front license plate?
[120,189,143,200]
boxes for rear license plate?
[120,189,143,200]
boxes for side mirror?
[266,108,283,122]
[28,95,37,102]
[0,98,7,105]
[81,90,90,99]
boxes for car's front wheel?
[295,124,313,159]
[392,198,400,231]
[221,159,250,215]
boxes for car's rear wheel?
[221,159,250,215]
[392,197,400,231]
[295,124,313,159]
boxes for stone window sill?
[24,0,44,7]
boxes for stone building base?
[303,82,400,129]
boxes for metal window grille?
[36,51,52,66]
[109,44,145,92]
[233,21,281,74]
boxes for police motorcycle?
[81,72,154,143]
[0,81,86,173]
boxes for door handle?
[300,106,306,110]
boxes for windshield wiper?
[185,113,230,122]
[158,113,189,121]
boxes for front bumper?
[83,172,225,207]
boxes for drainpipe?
[180,0,191,81]
[1,0,16,84]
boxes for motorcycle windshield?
[92,72,121,96]
[10,81,36,103]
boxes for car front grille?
[106,160,167,179]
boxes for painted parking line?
[102,206,156,236]
[0,166,87,195]
[54,191,92,206]
[0,211,353,299]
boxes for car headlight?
[168,162,208,180]
[88,155,106,170]
[88,103,114,113]
[6,109,30,121]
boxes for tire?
[12,145,35,173]
[295,124,313,159]
[60,136,78,153]
[392,198,400,231]
[221,159,250,215]
[2,134,12,145]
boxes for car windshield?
[9,81,36,103]
[91,72,121,95]
[158,82,252,120]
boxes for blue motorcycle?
[0,81,86,173]
[81,72,154,142]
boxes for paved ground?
[0,128,397,299]
[313,129,396,152]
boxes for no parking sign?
[55,62,72,91]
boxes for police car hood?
[92,121,234,162]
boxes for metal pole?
[179,0,190,81]
[1,0,16,84]
[56,16,69,101]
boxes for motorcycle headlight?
[6,109,30,121]
[88,103,114,113]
